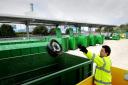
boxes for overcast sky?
[0,0,128,25]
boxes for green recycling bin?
[61,37,69,52]
[95,34,102,44]
[50,37,69,52]
[112,33,120,40]
[88,34,96,46]
[56,28,62,38]
[69,36,77,50]
[77,35,88,47]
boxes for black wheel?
[47,39,62,57]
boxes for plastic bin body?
[61,37,69,52]
[56,28,62,38]
[77,35,88,47]
[112,33,120,40]
[69,37,77,50]
[95,35,102,44]
[88,34,95,46]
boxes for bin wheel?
[47,39,62,56]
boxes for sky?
[0,0,128,25]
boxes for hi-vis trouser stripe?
[95,79,111,85]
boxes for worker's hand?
[78,45,88,53]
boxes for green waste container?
[30,47,39,54]
[74,36,78,48]
[0,50,11,59]
[61,37,69,52]
[0,52,92,85]
[56,28,62,38]
[69,37,77,50]
[77,35,88,47]
[0,42,48,59]
[49,37,69,52]
[0,39,41,46]
[112,33,120,40]
[21,48,31,55]
[11,49,21,57]
[95,34,102,44]
[88,34,96,46]
[69,28,74,37]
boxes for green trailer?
[0,52,92,85]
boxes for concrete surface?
[67,39,128,70]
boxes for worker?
[78,45,112,85]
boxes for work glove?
[78,45,88,54]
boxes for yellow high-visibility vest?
[84,51,112,85]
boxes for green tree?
[49,28,56,35]
[103,27,114,33]
[0,24,16,38]
[32,25,48,35]
[95,28,101,32]
[119,24,128,32]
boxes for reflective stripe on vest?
[95,79,111,85]
[96,66,111,73]
[92,53,95,62]
[96,58,111,73]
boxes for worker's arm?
[78,45,104,67]
[84,51,104,67]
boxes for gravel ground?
[66,39,128,70]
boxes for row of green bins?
[126,32,128,39]
[88,34,105,46]
[55,27,79,51]
[61,35,88,51]
[0,52,92,85]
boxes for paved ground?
[67,39,128,70]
